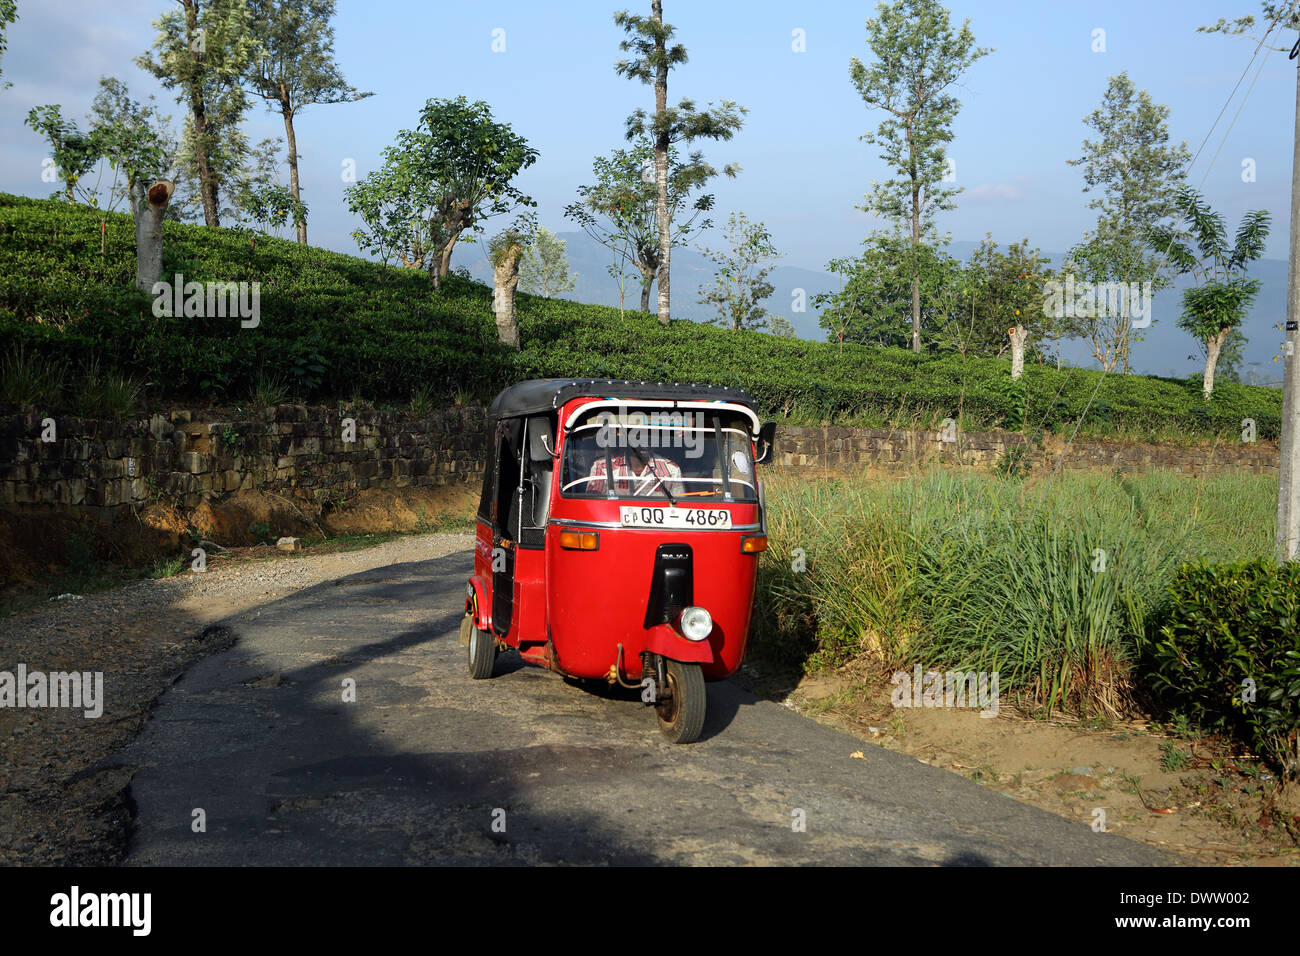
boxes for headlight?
[679,606,713,641]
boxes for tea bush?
[1137,560,1300,778]
[0,193,1284,442]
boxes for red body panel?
[470,395,763,683]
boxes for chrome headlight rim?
[678,605,713,641]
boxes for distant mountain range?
[454,231,1288,386]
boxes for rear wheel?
[467,625,496,680]
[654,660,706,744]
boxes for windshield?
[560,407,758,502]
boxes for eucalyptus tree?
[136,0,261,226]
[614,1,745,324]
[697,211,781,331]
[564,140,719,313]
[849,0,990,353]
[1066,72,1190,372]
[244,0,372,243]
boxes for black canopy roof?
[487,379,757,421]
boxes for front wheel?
[467,625,496,680]
[654,660,706,744]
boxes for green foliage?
[346,96,537,284]
[752,470,1278,718]
[0,194,1285,444]
[564,139,724,306]
[519,225,577,298]
[24,105,100,203]
[850,0,990,237]
[72,359,142,419]
[697,211,780,331]
[0,0,16,88]
[148,555,187,578]
[1,342,66,407]
[1138,560,1300,778]
[135,0,262,223]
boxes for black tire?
[655,660,706,743]
[467,626,496,680]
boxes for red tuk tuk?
[459,379,776,743]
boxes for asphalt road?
[117,548,1171,866]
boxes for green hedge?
[1138,560,1300,778]
[0,192,1284,440]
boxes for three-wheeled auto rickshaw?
[459,379,776,743]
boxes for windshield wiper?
[629,444,677,506]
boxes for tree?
[519,226,577,298]
[489,216,535,348]
[88,77,177,227]
[344,157,439,273]
[24,106,100,203]
[395,97,537,286]
[615,1,746,324]
[815,231,956,350]
[243,0,372,244]
[1149,186,1270,397]
[565,140,720,312]
[768,315,797,338]
[344,98,537,287]
[697,211,781,331]
[850,0,990,353]
[966,236,1053,378]
[136,0,261,226]
[230,136,307,238]
[0,0,17,92]
[1066,72,1190,371]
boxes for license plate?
[619,506,731,529]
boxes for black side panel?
[493,541,515,636]
[643,543,694,628]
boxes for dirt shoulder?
[0,531,473,865]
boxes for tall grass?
[753,467,1278,716]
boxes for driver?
[586,446,685,497]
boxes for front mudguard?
[464,576,490,635]
[643,622,714,664]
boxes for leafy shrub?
[0,193,1285,442]
[1,341,66,407]
[1137,559,1300,778]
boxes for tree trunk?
[1204,329,1228,398]
[127,175,143,230]
[493,243,523,348]
[910,131,921,353]
[653,0,671,326]
[280,92,306,245]
[182,0,220,227]
[637,262,655,313]
[135,180,175,292]
[1009,325,1027,380]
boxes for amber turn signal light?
[741,535,768,554]
[560,530,600,550]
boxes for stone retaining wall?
[0,405,488,522]
[0,408,1278,525]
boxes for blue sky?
[0,0,1294,369]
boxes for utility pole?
[1279,38,1300,562]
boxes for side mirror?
[528,416,556,462]
[754,421,777,465]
